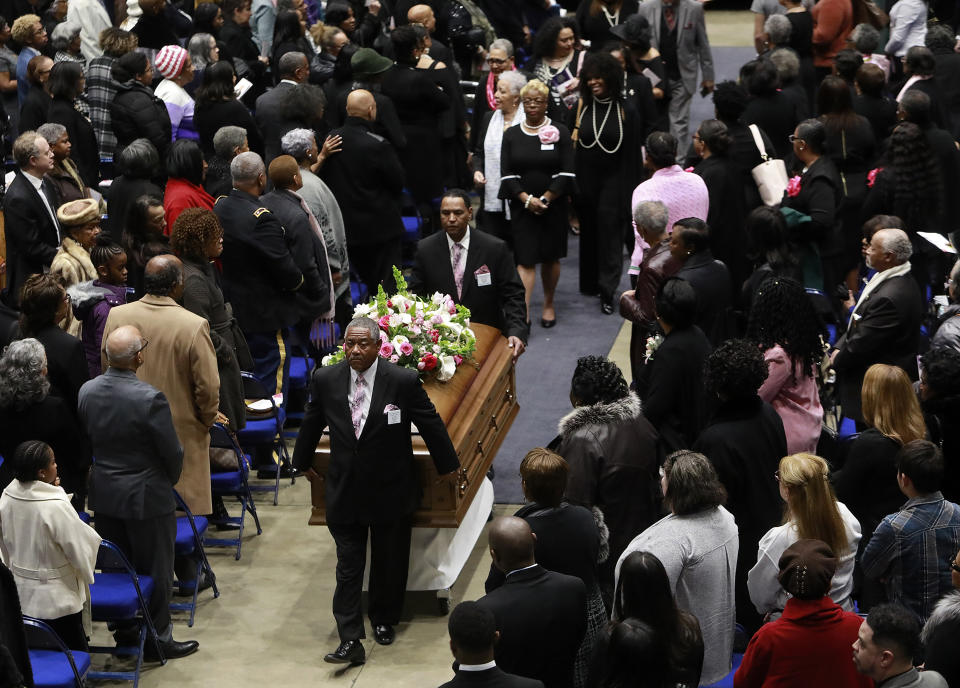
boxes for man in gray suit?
[78,326,199,661]
[635,0,714,151]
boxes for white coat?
[0,480,101,621]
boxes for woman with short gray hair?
[762,14,791,51]
[471,38,516,148]
[51,22,83,66]
[281,128,351,327]
[470,70,526,247]
[0,338,88,508]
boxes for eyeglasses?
[951,561,960,574]
[774,470,780,482]
[788,134,802,143]
[137,338,149,354]
[488,57,509,65]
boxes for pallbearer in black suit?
[291,317,460,666]
[438,601,545,688]
[410,189,528,362]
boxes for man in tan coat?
[102,255,220,516]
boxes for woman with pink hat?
[153,44,199,141]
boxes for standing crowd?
[0,0,959,685]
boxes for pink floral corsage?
[867,167,883,188]
[684,166,695,173]
[538,125,560,144]
[785,175,802,198]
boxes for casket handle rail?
[489,414,498,430]
[458,466,470,497]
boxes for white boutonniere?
[644,334,663,363]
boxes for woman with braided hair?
[747,453,861,618]
[746,276,826,454]
[553,354,660,597]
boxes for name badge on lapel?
[541,143,554,151]
[384,404,401,424]
[475,264,492,287]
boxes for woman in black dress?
[612,15,669,134]
[219,0,268,102]
[500,79,576,327]
[576,0,640,51]
[194,59,264,158]
[573,52,642,314]
[692,119,748,290]
[46,61,99,187]
[818,75,876,290]
[781,0,815,109]
[527,17,585,126]
[271,9,314,80]
[380,25,451,225]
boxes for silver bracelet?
[524,196,532,209]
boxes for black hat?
[609,14,651,44]
[777,539,838,601]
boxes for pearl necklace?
[601,5,621,27]
[522,117,549,133]
[579,97,623,154]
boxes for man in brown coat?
[102,255,220,516]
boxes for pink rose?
[378,314,390,329]
[786,175,802,198]
[454,355,463,365]
[867,167,883,188]
[390,354,400,363]
[410,325,421,336]
[379,342,394,357]
[400,342,414,356]
[538,125,560,145]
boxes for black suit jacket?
[291,359,459,523]
[31,324,89,415]
[675,251,733,346]
[409,229,528,341]
[47,96,100,187]
[438,666,545,688]
[320,116,405,247]
[834,271,921,421]
[213,188,305,332]
[254,81,301,164]
[475,565,586,688]
[78,368,184,519]
[2,171,61,306]
[259,188,332,321]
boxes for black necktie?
[39,178,61,240]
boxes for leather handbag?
[749,124,789,206]
[851,0,889,29]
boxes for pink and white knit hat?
[155,44,188,80]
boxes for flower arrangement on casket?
[321,267,477,381]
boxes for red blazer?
[734,596,874,688]
[163,177,215,234]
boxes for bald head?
[346,89,377,120]
[144,254,184,297]
[407,4,435,31]
[488,516,536,573]
[268,155,301,190]
[105,325,147,369]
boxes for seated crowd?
[1,0,960,685]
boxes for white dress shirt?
[348,358,378,435]
[24,170,61,242]
[446,227,470,281]
[459,661,497,672]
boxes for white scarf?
[896,75,930,102]
[483,105,524,215]
[851,260,912,320]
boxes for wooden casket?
[308,322,518,528]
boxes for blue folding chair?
[169,490,220,627]
[22,617,91,688]
[87,540,164,687]
[206,423,263,560]
[702,651,744,688]
[283,348,314,440]
[237,372,293,505]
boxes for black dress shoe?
[175,572,215,597]
[373,624,395,645]
[144,638,199,662]
[324,639,365,664]
[601,301,614,315]
[540,317,557,328]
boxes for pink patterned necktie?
[452,242,464,298]
[351,372,366,437]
